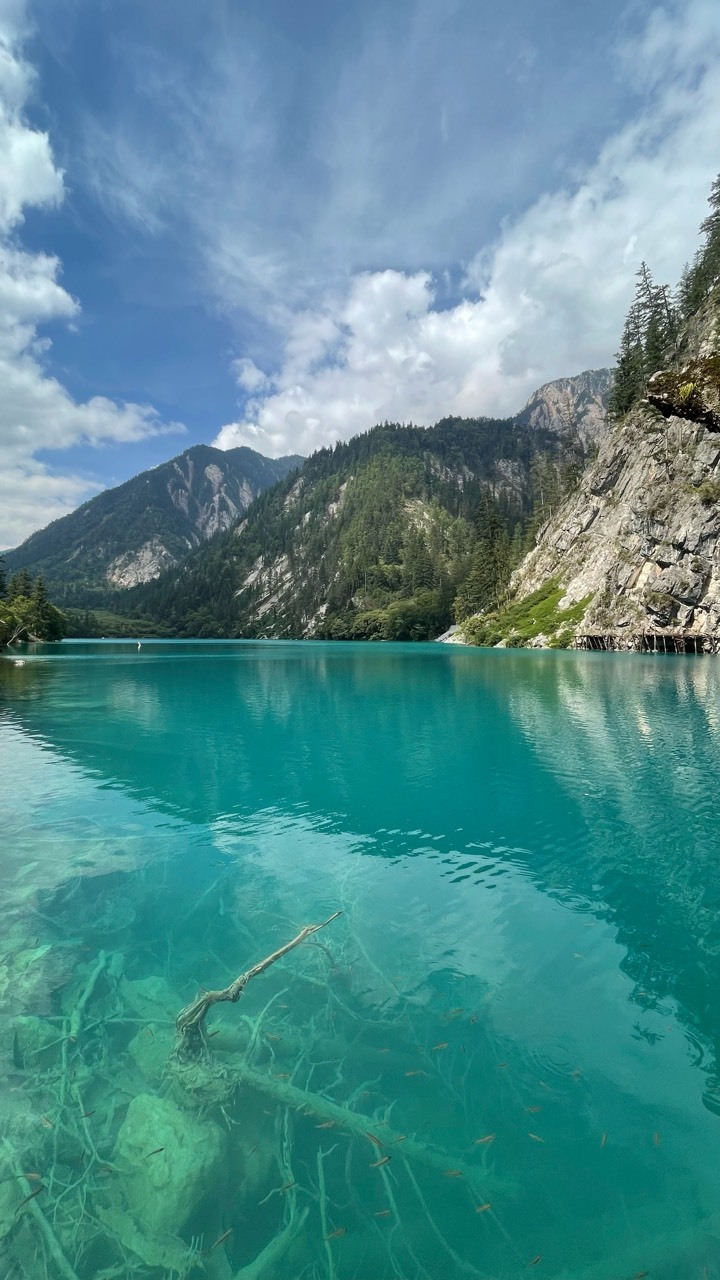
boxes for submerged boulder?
[114,1092,226,1235]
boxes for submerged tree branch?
[175,911,342,1055]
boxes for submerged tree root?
[174,1054,513,1200]
[175,912,342,1057]
[234,1205,309,1280]
[2,1138,81,1280]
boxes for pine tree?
[0,556,6,599]
[7,568,33,601]
[678,172,720,317]
[699,173,720,289]
[453,496,510,621]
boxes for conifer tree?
[7,567,32,601]
[678,171,720,317]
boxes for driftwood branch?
[175,911,342,1055]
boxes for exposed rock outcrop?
[495,290,720,647]
[517,368,613,446]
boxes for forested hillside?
[127,413,595,640]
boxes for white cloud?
[0,8,182,549]
[213,0,720,459]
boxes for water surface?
[1,641,719,1279]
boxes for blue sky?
[1,0,720,546]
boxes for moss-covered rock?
[646,357,720,431]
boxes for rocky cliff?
[517,368,613,446]
[478,289,720,649]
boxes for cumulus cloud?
[0,9,182,549]
[213,0,720,459]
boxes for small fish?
[374,1209,392,1217]
[653,1132,661,1147]
[370,1156,391,1168]
[207,1030,220,1038]
[528,1133,545,1143]
[475,1203,492,1213]
[461,1043,466,1054]
[538,1081,552,1091]
[145,1027,154,1038]
[324,1227,346,1240]
[528,1256,542,1268]
[274,1072,290,1080]
[600,1133,607,1148]
[474,1134,496,1145]
[497,1062,508,1070]
[66,1035,77,1043]
[573,952,584,959]
[469,1015,479,1024]
[16,1185,44,1213]
[22,1173,43,1182]
[145,1148,165,1158]
[377,1047,390,1054]
[206,1228,233,1253]
[443,1170,463,1177]
[633,1273,649,1279]
[448,1007,465,1016]
[431,1042,449,1051]
[266,1033,282,1041]
[571,1069,583,1079]
[81,1110,94,1119]
[404,1069,427,1077]
[366,1133,383,1147]
[391,1135,407,1144]
[280,1181,296,1191]
[526,1106,542,1114]
[97,1166,113,1177]
[316,1121,335,1130]
[40,1117,54,1129]
[249,1143,259,1155]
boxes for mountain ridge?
[4,444,302,604]
[126,370,612,640]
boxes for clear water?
[1,640,720,1280]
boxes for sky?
[1,0,720,548]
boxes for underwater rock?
[12,1015,61,1069]
[120,974,180,1023]
[114,1092,226,1236]
[127,1024,174,1081]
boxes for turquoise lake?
[2,640,720,1280]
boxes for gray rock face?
[509,291,720,643]
[518,368,613,446]
[106,537,180,588]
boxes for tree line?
[609,170,720,417]
[0,560,66,646]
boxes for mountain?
[4,444,302,606]
[128,371,611,641]
[456,286,720,650]
[517,368,613,446]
